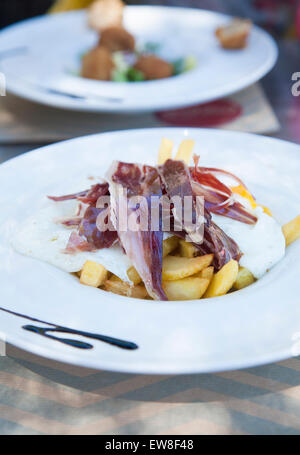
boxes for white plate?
[0,7,277,113]
[1,128,300,374]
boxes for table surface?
[0,21,299,436]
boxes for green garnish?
[183,55,197,72]
[112,70,129,82]
[127,67,145,82]
[173,55,197,75]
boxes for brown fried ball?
[215,19,252,49]
[88,0,125,32]
[134,55,173,80]
[99,26,135,52]
[81,46,114,81]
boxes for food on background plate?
[81,0,196,81]
[12,138,300,302]
[133,55,174,81]
[88,0,124,32]
[81,46,115,81]
[216,18,253,49]
[99,26,135,53]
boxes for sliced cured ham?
[107,161,167,300]
[158,159,241,270]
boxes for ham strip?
[48,183,109,206]
[190,159,257,225]
[158,159,241,270]
[192,180,257,225]
[79,206,117,250]
[65,231,95,254]
[48,190,89,202]
[78,183,109,205]
[107,161,167,301]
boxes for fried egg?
[12,199,133,283]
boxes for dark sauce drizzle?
[0,306,138,351]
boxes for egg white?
[12,199,133,283]
[211,196,286,279]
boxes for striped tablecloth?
[1,345,300,435]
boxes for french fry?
[163,254,213,281]
[163,277,210,301]
[129,285,149,299]
[232,266,255,291]
[175,139,195,165]
[104,279,148,299]
[127,266,142,285]
[158,138,173,165]
[109,274,122,282]
[204,259,238,298]
[127,236,181,285]
[179,239,199,258]
[196,266,214,281]
[282,215,300,247]
[163,236,179,258]
[80,261,108,288]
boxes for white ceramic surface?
[0,128,300,374]
[0,7,278,113]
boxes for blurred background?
[0,0,299,39]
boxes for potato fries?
[158,138,174,165]
[80,261,108,287]
[179,239,199,258]
[282,215,300,247]
[196,266,214,281]
[232,266,255,291]
[163,236,179,258]
[163,254,213,281]
[163,277,210,301]
[175,139,195,165]
[127,266,142,285]
[204,260,239,298]
[105,279,148,299]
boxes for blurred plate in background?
[0,6,278,113]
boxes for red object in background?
[156,99,242,128]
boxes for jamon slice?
[107,162,167,300]
[192,180,257,225]
[48,183,109,206]
[50,182,117,251]
[158,159,241,270]
[190,159,257,225]
[195,211,241,270]
[65,231,96,254]
[79,205,117,250]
